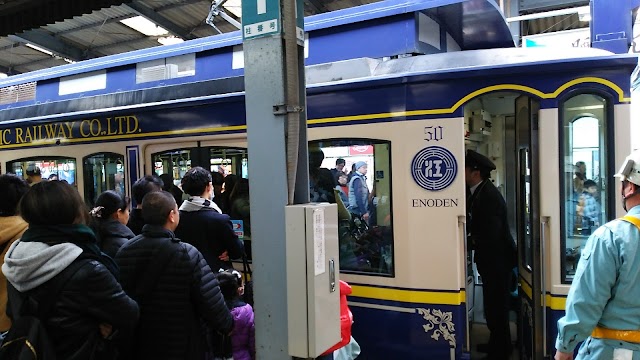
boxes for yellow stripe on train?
[350,285,466,306]
[519,277,566,311]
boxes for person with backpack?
[0,174,30,344]
[1,180,139,360]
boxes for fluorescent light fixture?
[0,73,7,79]
[223,0,242,18]
[25,43,54,56]
[120,16,169,36]
[158,36,184,46]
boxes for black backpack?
[0,259,89,360]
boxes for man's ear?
[169,209,178,224]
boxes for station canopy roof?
[0,0,514,77]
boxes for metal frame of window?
[310,138,395,277]
[558,89,615,284]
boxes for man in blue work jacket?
[555,149,640,360]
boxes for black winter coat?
[467,179,516,273]
[23,259,139,360]
[126,208,144,236]
[175,209,244,272]
[96,219,135,259]
[115,225,234,360]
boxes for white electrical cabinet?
[286,203,341,358]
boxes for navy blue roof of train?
[0,0,513,89]
[0,46,636,127]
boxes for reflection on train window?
[7,157,77,186]
[83,153,125,206]
[561,94,609,283]
[310,139,394,276]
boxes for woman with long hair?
[90,190,136,258]
[2,181,138,359]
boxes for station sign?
[241,0,304,41]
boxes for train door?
[515,95,545,360]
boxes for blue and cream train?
[0,0,636,358]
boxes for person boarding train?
[465,150,516,360]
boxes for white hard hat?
[614,149,640,186]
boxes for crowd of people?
[0,167,253,360]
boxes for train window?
[152,146,252,258]
[83,153,125,206]
[7,157,77,185]
[561,94,610,283]
[209,148,249,178]
[153,149,192,182]
[310,139,394,276]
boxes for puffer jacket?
[115,225,234,360]
[230,302,255,360]
[3,240,139,359]
[175,208,244,272]
[0,216,27,332]
[96,219,136,259]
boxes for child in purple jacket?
[214,269,256,360]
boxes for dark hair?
[181,167,212,196]
[0,174,30,216]
[223,174,238,194]
[336,158,345,166]
[142,191,176,226]
[159,174,174,191]
[584,180,597,188]
[20,181,89,225]
[92,190,130,220]
[132,175,163,204]
[217,270,242,301]
[26,165,41,176]
[211,171,224,187]
[229,177,250,202]
[309,148,325,169]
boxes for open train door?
[515,95,546,360]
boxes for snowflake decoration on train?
[417,308,456,347]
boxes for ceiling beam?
[0,0,128,37]
[121,2,197,40]
[0,63,20,76]
[305,0,327,13]
[56,0,208,36]
[9,29,86,61]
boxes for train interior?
[464,92,525,356]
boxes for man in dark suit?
[465,150,516,360]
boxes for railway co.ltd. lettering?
[0,115,140,146]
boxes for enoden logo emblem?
[411,146,457,191]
